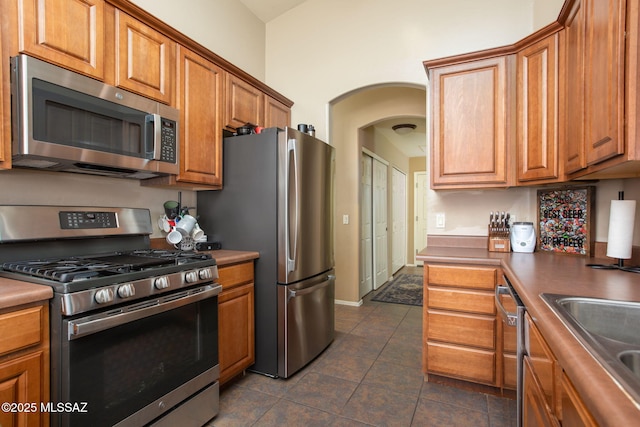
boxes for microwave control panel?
[160,119,177,163]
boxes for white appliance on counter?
[197,127,335,379]
[511,222,536,253]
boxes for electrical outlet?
[343,214,349,225]
[436,213,445,228]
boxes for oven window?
[65,297,218,427]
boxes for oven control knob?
[95,288,114,304]
[117,283,136,298]
[155,276,170,290]
[185,270,199,283]
[199,268,212,280]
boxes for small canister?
[307,125,315,137]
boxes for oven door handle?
[495,285,518,327]
[67,284,220,340]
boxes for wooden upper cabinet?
[562,0,586,174]
[517,33,560,183]
[265,95,291,129]
[428,55,513,188]
[176,47,224,186]
[17,0,105,79]
[113,10,175,105]
[583,0,625,166]
[226,74,264,129]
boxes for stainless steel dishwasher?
[495,275,526,427]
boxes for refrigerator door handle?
[287,138,299,273]
[287,274,335,301]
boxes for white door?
[391,167,407,274]
[414,172,428,264]
[359,154,373,298]
[373,158,388,289]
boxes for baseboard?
[335,299,363,307]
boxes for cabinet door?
[583,0,625,165]
[561,371,597,427]
[226,74,263,129]
[523,356,561,427]
[0,352,46,427]
[430,56,512,188]
[18,0,104,79]
[265,96,291,129]
[114,10,175,104]
[218,283,255,385]
[517,34,560,182]
[563,0,586,174]
[176,48,224,186]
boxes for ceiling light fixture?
[392,123,416,135]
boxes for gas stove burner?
[1,250,214,284]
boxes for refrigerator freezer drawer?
[277,269,335,378]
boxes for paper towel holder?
[587,191,639,273]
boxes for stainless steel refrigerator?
[197,127,335,378]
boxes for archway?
[328,84,427,304]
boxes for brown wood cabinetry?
[264,96,292,129]
[141,47,223,189]
[523,312,560,427]
[423,264,501,386]
[561,0,625,176]
[516,33,561,183]
[523,312,596,427]
[226,74,263,130]
[0,303,50,427]
[16,0,105,79]
[226,75,292,130]
[560,371,597,427]
[426,56,513,189]
[111,9,176,105]
[217,261,255,385]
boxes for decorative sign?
[537,187,595,256]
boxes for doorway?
[359,151,390,297]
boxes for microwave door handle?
[145,114,161,159]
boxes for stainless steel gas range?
[0,206,221,427]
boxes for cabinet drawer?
[427,310,495,350]
[427,265,497,290]
[427,287,496,315]
[218,262,254,290]
[427,342,496,385]
[503,353,517,389]
[0,306,43,356]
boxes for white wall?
[265,0,557,141]
[128,0,266,80]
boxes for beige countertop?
[418,247,640,427]
[0,277,53,310]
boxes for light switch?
[436,213,445,228]
[343,214,349,225]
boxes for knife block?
[488,225,511,252]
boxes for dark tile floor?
[209,267,517,426]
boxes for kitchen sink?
[541,294,640,403]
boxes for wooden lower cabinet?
[423,263,501,386]
[217,261,255,385]
[524,356,561,427]
[0,303,49,427]
[524,312,596,427]
[560,371,597,427]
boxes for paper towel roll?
[607,200,636,259]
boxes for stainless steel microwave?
[10,55,179,179]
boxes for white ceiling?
[239,0,308,22]
[373,118,427,158]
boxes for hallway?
[211,269,516,426]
